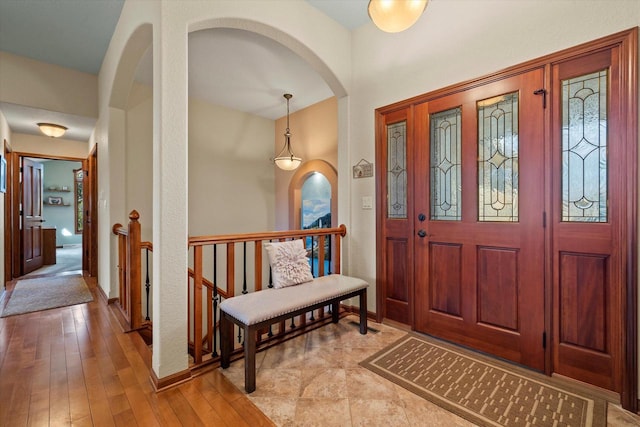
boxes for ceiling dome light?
[273,93,302,171]
[37,123,68,138]
[368,0,428,33]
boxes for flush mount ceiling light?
[37,122,68,138]
[368,0,429,33]
[273,93,302,171]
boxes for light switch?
[362,196,373,210]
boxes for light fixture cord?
[285,94,293,158]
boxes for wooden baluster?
[193,245,203,364]
[212,244,219,357]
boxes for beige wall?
[11,133,90,159]
[0,51,98,118]
[274,96,337,230]
[189,97,275,236]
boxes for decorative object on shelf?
[37,122,67,138]
[368,0,428,33]
[273,93,302,171]
[0,155,6,193]
[353,158,374,179]
[48,196,63,205]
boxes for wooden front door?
[21,158,44,274]
[375,30,636,407]
[413,69,546,371]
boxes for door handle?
[417,229,428,238]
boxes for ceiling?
[0,0,372,142]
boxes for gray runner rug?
[1,275,93,317]
[360,333,607,427]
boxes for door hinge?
[543,212,547,228]
[542,331,547,349]
[534,89,547,108]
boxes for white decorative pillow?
[264,239,314,288]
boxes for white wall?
[0,111,10,289]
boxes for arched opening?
[289,159,337,230]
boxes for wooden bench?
[219,274,368,393]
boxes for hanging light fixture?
[368,0,428,33]
[273,93,302,171]
[37,122,68,138]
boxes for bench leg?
[331,301,340,323]
[244,325,256,393]
[359,289,368,335]
[220,312,233,369]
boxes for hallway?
[0,276,272,426]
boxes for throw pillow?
[264,239,314,288]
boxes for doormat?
[360,333,607,427]
[1,275,93,317]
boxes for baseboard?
[150,368,192,392]
[341,304,377,321]
[95,283,118,305]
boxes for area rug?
[1,276,93,317]
[360,333,607,427]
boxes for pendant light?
[274,93,302,171]
[368,0,428,33]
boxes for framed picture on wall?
[0,155,6,193]
[48,196,63,205]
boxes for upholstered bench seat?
[220,274,368,393]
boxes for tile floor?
[220,315,640,427]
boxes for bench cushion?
[219,274,368,326]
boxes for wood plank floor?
[0,276,274,427]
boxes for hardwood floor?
[0,275,274,427]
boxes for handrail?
[187,268,230,299]
[188,224,346,246]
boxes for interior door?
[414,69,546,371]
[21,158,44,274]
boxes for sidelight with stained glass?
[387,121,408,219]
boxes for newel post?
[127,210,142,330]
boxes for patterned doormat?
[360,334,607,427]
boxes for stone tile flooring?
[220,315,640,427]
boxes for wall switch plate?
[362,196,373,210]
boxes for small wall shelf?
[45,186,72,192]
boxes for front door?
[414,69,546,370]
[21,158,44,274]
